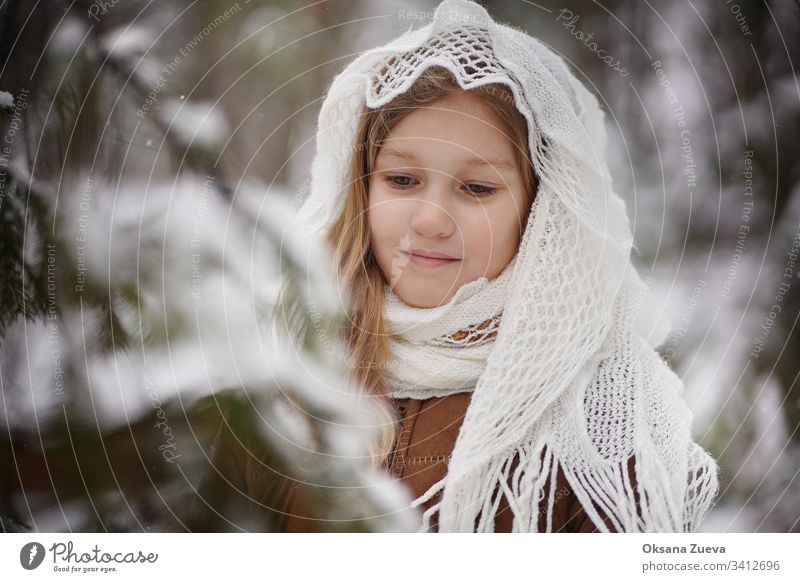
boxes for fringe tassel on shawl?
[416,440,561,533]
[412,476,447,532]
[562,449,682,532]
[414,441,709,533]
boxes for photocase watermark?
[305,299,401,372]
[137,3,243,119]
[138,54,182,119]
[354,358,401,371]
[142,371,181,463]
[390,234,413,290]
[46,243,65,396]
[477,82,515,106]
[651,60,696,193]
[1,88,29,210]
[19,542,46,570]
[720,150,754,299]
[555,9,629,77]
[20,539,158,573]
[191,174,216,301]
[663,279,707,363]
[542,484,573,531]
[48,540,157,571]
[87,0,122,22]
[75,174,93,293]
[291,138,369,211]
[724,0,753,37]
[397,9,436,22]
[642,274,677,369]
[306,300,341,358]
[398,7,486,27]
[750,225,800,360]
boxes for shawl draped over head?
[294,0,718,532]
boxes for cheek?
[464,202,522,264]
[463,222,493,261]
[367,195,401,253]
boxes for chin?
[395,288,454,309]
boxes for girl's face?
[367,90,529,308]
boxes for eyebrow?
[376,147,517,171]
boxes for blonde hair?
[327,65,537,469]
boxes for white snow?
[0,90,13,108]
[159,99,229,149]
[100,25,154,59]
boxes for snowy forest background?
[0,0,798,532]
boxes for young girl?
[264,0,717,532]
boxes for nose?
[409,195,455,239]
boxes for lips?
[410,249,458,260]
[403,249,461,268]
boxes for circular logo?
[20,542,46,570]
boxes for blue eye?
[464,184,497,198]
[385,175,418,189]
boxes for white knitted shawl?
[382,255,516,399]
[294,0,718,532]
